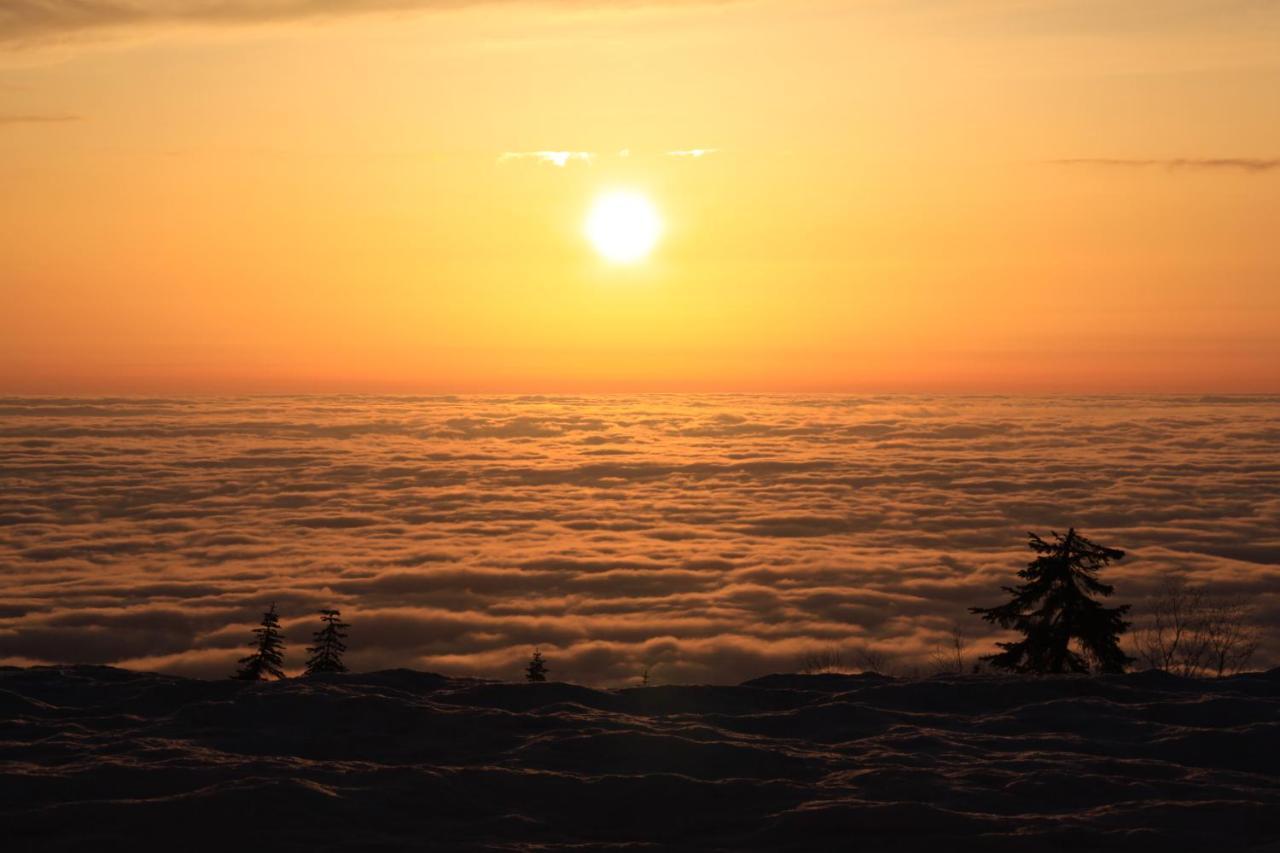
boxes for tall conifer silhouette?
[971,529,1132,674]
[305,609,350,675]
[234,603,287,680]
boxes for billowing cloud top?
[1,395,1276,684]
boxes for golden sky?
[2,0,1278,393]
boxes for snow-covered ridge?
[3,665,1278,851]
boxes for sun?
[585,191,662,264]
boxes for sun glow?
[585,191,663,264]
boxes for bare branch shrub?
[929,626,968,675]
[851,644,895,676]
[798,645,845,674]
[795,643,910,677]
[1133,579,1261,677]
[1133,581,1206,676]
[1200,598,1261,678]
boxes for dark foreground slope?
[2,666,1278,852]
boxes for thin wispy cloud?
[0,0,454,44]
[0,113,81,125]
[498,149,721,167]
[0,0,731,46]
[1052,157,1280,173]
[498,150,596,167]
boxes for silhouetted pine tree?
[234,603,287,680]
[971,529,1132,674]
[304,609,350,675]
[525,648,548,682]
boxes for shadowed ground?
[2,665,1279,851]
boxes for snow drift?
[2,665,1278,851]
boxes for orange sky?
[2,0,1278,393]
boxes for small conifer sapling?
[525,648,549,682]
[305,608,350,676]
[234,603,287,681]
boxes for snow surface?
[2,665,1279,851]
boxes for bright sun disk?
[585,191,662,264]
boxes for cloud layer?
[1,395,1277,684]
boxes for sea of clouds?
[1,395,1277,684]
